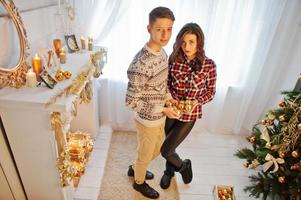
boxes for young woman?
[160,23,217,189]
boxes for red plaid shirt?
[168,57,217,122]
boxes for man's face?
[148,18,174,47]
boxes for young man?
[125,6,178,199]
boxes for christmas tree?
[235,76,301,200]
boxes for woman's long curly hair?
[169,23,205,64]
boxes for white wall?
[0,0,65,69]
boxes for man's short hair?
[149,7,175,24]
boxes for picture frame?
[40,70,57,89]
[65,34,79,53]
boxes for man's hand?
[163,107,180,119]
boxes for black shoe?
[127,165,154,180]
[178,159,193,184]
[133,182,159,199]
[160,172,173,189]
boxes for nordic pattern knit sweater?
[125,44,168,127]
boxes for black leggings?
[160,117,195,175]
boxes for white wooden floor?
[74,129,255,200]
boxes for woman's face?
[181,33,197,60]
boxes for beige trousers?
[133,120,165,184]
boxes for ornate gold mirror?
[0,0,29,88]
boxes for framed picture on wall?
[65,34,79,53]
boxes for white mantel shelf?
[0,48,103,200]
[0,51,92,112]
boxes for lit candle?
[26,70,37,87]
[80,36,85,50]
[53,39,62,57]
[32,54,42,81]
[59,48,66,64]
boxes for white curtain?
[76,0,301,134]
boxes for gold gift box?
[213,185,236,200]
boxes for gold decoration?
[57,151,75,187]
[214,185,235,200]
[165,99,197,115]
[249,136,256,144]
[298,123,301,131]
[46,63,94,107]
[51,112,77,187]
[279,109,301,152]
[63,70,72,79]
[291,151,299,158]
[279,115,285,122]
[66,131,94,188]
[0,0,30,88]
[248,159,260,169]
[55,71,64,81]
[278,151,285,159]
[50,112,66,154]
[80,80,93,104]
[165,100,172,107]
[278,176,285,184]
[177,102,185,110]
[90,49,106,78]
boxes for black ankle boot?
[178,159,192,184]
[133,182,159,199]
[160,172,174,189]
[127,165,154,180]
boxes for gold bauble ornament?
[249,136,256,144]
[278,176,285,184]
[185,100,192,105]
[298,123,301,131]
[177,103,185,110]
[291,151,299,158]
[55,72,64,81]
[173,107,181,115]
[179,100,185,105]
[279,115,285,122]
[185,104,193,112]
[278,151,285,159]
[165,100,172,107]
[63,70,72,79]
